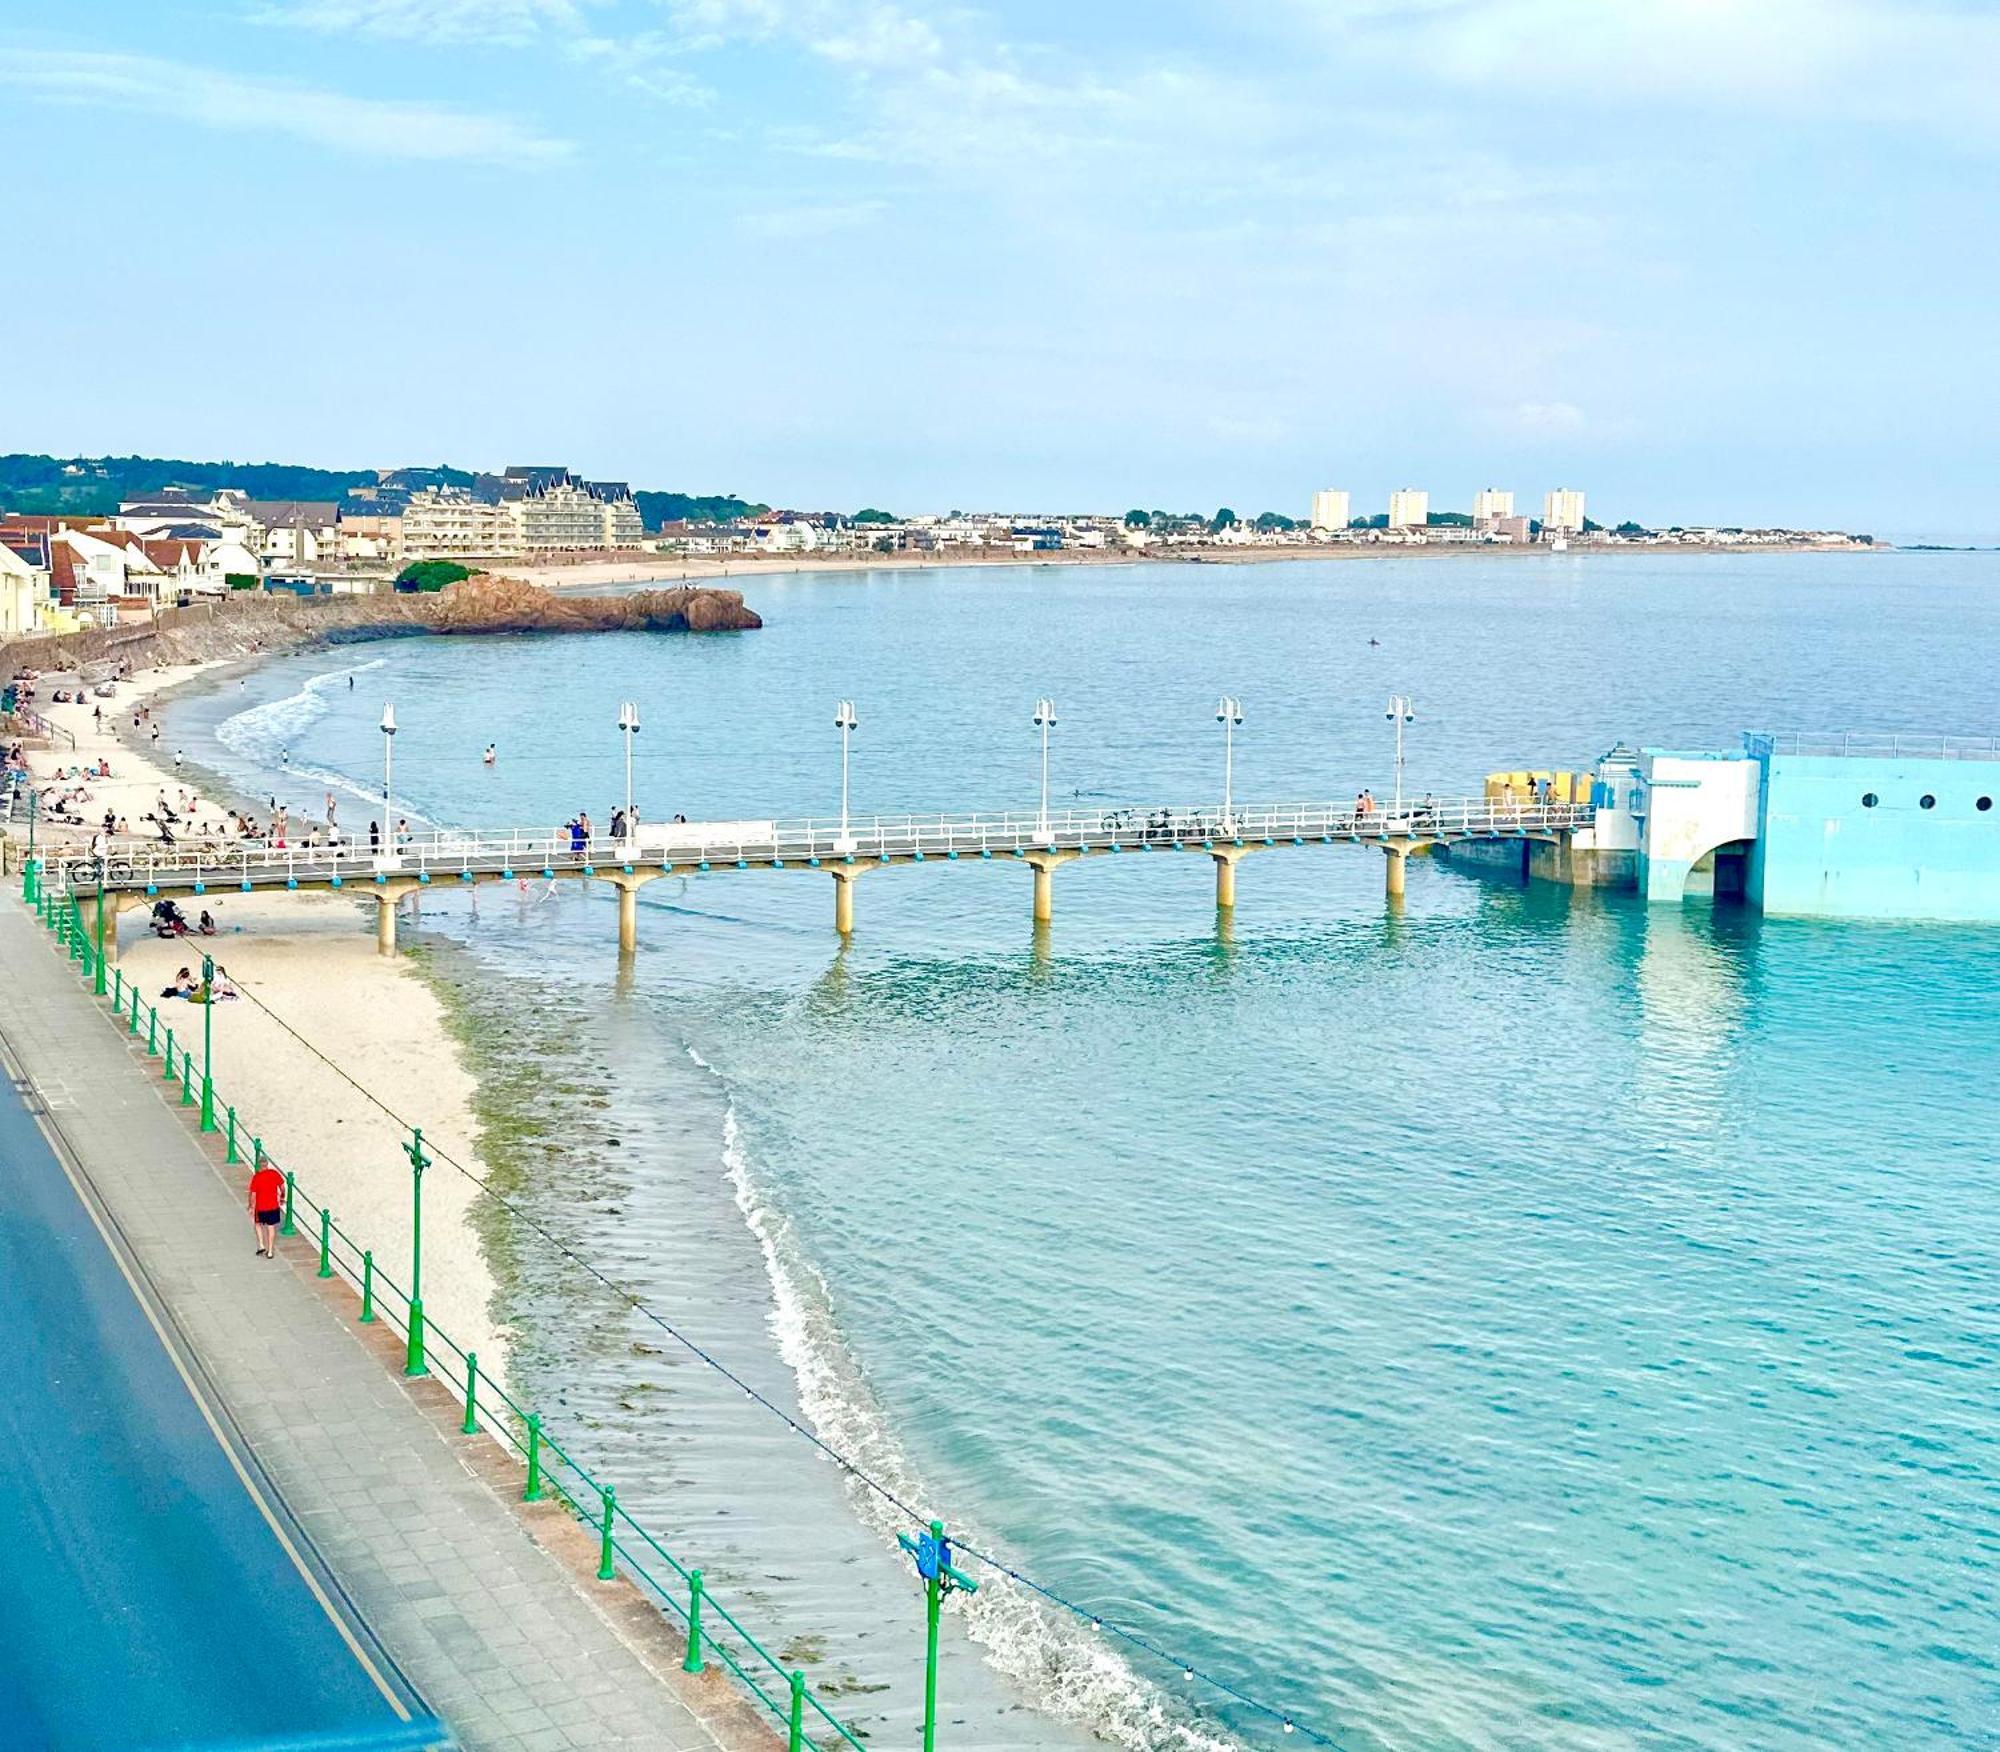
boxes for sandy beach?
[16,669,507,1384]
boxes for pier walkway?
[45,795,1595,954]
[0,895,737,1751]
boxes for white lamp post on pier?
[1386,694,1414,818]
[617,701,641,846]
[379,703,397,855]
[834,700,858,837]
[1217,695,1243,832]
[1033,698,1057,838]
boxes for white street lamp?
[1386,694,1414,817]
[1033,698,1057,837]
[1217,695,1243,831]
[834,700,858,836]
[617,701,641,845]
[380,703,397,853]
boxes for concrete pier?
[1384,845,1408,898]
[831,867,861,935]
[1211,845,1251,909]
[1025,848,1078,922]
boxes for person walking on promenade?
[249,1155,285,1258]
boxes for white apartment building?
[402,488,520,560]
[1544,487,1587,533]
[0,543,45,636]
[1388,488,1429,531]
[1472,488,1514,523]
[500,469,647,552]
[1309,489,1350,531]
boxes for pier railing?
[47,796,1596,893]
[1753,730,2000,761]
[34,887,868,1752]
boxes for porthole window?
[1920,794,1936,810]
[1861,792,1878,808]
[1979,797,1993,812]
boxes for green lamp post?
[198,953,217,1131]
[896,1521,978,1752]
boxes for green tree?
[1211,507,1238,531]
[395,559,474,593]
[853,507,896,524]
[1253,511,1298,532]
[1124,509,1151,527]
[1614,520,1649,538]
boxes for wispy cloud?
[737,198,886,237]
[248,0,592,46]
[1,49,571,164]
[1282,0,2000,149]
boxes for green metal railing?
[38,889,867,1752]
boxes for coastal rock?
[0,574,760,673]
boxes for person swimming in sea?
[483,744,496,765]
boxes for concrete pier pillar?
[376,894,397,956]
[618,882,638,954]
[1024,849,1077,924]
[831,869,860,936]
[1384,844,1408,899]
[1212,849,1245,909]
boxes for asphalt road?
[0,1058,442,1751]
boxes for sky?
[4,1,1997,531]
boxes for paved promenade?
[0,894,734,1752]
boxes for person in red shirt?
[248,1160,285,1258]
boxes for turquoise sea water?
[169,553,2000,1750]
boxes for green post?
[21,790,36,903]
[923,1531,942,1752]
[404,1128,429,1378]
[788,1670,806,1752]
[128,983,140,1034]
[597,1486,617,1581]
[360,1250,376,1323]
[199,953,216,1132]
[112,967,123,1008]
[93,887,107,995]
[162,1025,177,1080]
[279,1163,294,1236]
[146,1005,157,1056]
[180,1048,194,1107]
[524,1414,544,1501]
[462,1353,479,1434]
[317,1207,333,1277]
[69,900,82,961]
[225,1106,239,1165]
[683,1570,705,1673]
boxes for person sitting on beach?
[164,965,196,998]
[198,910,217,936]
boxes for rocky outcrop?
[1,574,759,673]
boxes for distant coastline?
[516,536,1882,594]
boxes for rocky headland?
[2,573,761,674]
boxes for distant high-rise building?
[1388,488,1429,531]
[1309,489,1350,531]
[1472,487,1514,523]
[1544,487,1586,533]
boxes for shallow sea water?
[169,552,2000,1749]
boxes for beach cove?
[54,547,1999,1752]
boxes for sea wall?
[1,574,761,675]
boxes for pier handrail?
[46,795,1597,893]
[38,890,866,1752]
[1752,730,2000,761]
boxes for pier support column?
[1211,846,1253,910]
[831,867,863,937]
[1025,849,1078,924]
[1384,844,1408,900]
[605,870,664,954]
[373,880,420,956]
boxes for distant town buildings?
[1309,489,1350,531]
[401,468,645,560]
[1472,488,1514,524]
[1544,487,1587,533]
[1388,488,1429,531]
